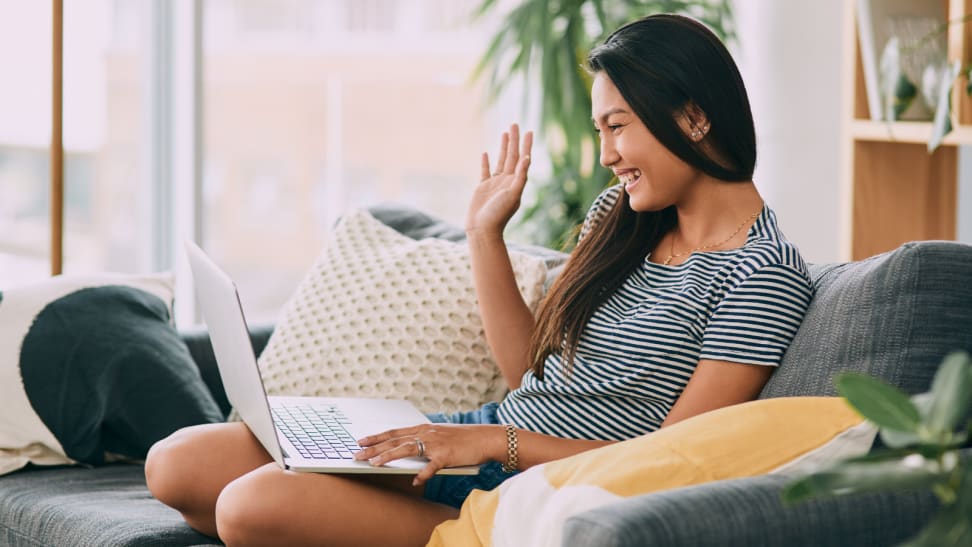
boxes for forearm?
[485,425,613,470]
[467,230,536,389]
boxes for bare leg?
[146,423,454,543]
[215,462,459,546]
[145,422,272,536]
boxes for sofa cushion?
[367,203,569,291]
[252,209,549,415]
[0,464,219,547]
[761,241,972,399]
[428,397,871,547]
[562,466,941,547]
[0,274,224,476]
[180,323,275,418]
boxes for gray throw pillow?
[761,241,972,399]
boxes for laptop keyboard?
[272,404,361,460]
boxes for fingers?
[521,130,533,159]
[495,131,509,175]
[413,463,441,487]
[481,152,490,181]
[503,124,520,174]
[481,124,530,184]
[514,131,533,191]
[356,425,420,447]
[358,438,423,468]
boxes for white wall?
[733,0,846,263]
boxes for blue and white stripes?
[497,187,814,440]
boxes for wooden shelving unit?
[841,0,972,260]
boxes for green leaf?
[842,447,921,464]
[924,351,972,435]
[782,456,947,504]
[880,427,924,449]
[471,0,500,20]
[893,74,918,118]
[836,372,922,432]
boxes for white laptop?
[185,241,479,475]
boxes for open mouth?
[618,169,642,191]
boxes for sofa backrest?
[191,204,972,409]
[760,241,972,399]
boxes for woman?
[146,14,813,546]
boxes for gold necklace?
[662,205,763,266]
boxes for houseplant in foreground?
[783,351,972,545]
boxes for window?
[3,0,516,326]
[201,0,503,322]
[62,0,153,276]
[0,2,52,285]
[0,1,154,287]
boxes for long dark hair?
[528,14,757,379]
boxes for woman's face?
[591,72,699,212]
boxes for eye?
[607,124,623,133]
[593,126,601,134]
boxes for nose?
[599,136,619,168]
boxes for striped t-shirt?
[496,185,814,440]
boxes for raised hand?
[465,123,534,237]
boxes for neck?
[671,178,763,248]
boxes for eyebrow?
[593,107,630,124]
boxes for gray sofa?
[2,207,971,546]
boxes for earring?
[690,122,709,141]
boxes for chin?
[626,193,671,213]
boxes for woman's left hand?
[354,424,503,486]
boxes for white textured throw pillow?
[255,209,548,414]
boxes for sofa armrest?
[179,323,275,418]
[562,471,942,547]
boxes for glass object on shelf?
[200,0,500,323]
[879,16,946,121]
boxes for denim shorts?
[421,401,518,508]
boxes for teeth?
[619,170,641,184]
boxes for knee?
[144,428,198,510]
[214,471,284,545]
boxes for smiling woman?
[145,14,814,547]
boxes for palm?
[466,124,534,235]
[468,176,522,230]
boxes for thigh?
[146,421,272,512]
[217,463,459,547]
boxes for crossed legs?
[144,423,458,546]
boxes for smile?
[617,169,642,191]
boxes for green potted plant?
[783,351,972,545]
[472,0,734,249]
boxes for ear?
[677,102,710,142]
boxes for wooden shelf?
[849,120,972,145]
[842,0,970,261]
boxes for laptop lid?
[184,241,480,476]
[184,240,287,467]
